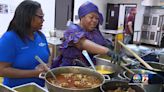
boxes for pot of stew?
[40,66,105,92]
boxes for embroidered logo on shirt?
[21,46,29,50]
[39,42,46,47]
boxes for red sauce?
[47,73,101,89]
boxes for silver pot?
[123,69,163,92]
[142,61,164,71]
[101,80,145,92]
[140,61,164,80]
[94,55,123,78]
[41,66,105,92]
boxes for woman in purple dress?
[52,2,118,68]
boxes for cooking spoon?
[118,41,160,71]
[35,55,56,79]
[82,50,96,71]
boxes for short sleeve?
[61,24,85,48]
[0,32,16,63]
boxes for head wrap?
[78,1,103,25]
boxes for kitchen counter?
[46,37,62,46]
[46,37,62,58]
[101,30,123,35]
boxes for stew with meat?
[47,73,101,89]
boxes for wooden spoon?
[118,41,154,70]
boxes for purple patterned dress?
[51,24,110,68]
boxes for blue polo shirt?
[0,31,50,87]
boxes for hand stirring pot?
[35,55,56,79]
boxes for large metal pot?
[101,80,145,92]
[94,65,115,75]
[141,61,164,71]
[94,55,123,78]
[139,61,164,78]
[42,66,105,92]
[123,69,163,92]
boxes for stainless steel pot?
[94,55,123,78]
[141,61,164,71]
[139,61,164,78]
[94,65,115,75]
[123,69,163,92]
[41,66,105,92]
[101,80,145,92]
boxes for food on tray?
[47,73,101,89]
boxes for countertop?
[101,30,123,35]
[46,37,62,45]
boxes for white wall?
[0,0,55,37]
[0,0,18,36]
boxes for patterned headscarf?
[78,1,103,25]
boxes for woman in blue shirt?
[0,0,50,87]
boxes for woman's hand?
[35,64,49,72]
[107,50,121,64]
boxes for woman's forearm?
[1,67,42,78]
[76,38,109,54]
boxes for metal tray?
[0,84,17,92]
[13,83,48,92]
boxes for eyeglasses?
[35,14,44,20]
